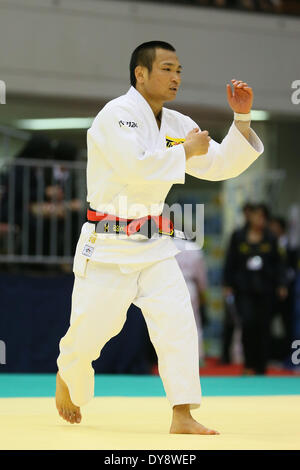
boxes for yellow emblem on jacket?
[260,243,271,253]
[239,242,250,253]
[166,135,185,148]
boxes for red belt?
[87,208,174,237]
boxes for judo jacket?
[75,86,264,269]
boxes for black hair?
[253,203,271,221]
[242,201,255,212]
[129,41,176,88]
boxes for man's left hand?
[226,79,253,114]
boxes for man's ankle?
[173,404,191,417]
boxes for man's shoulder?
[231,226,247,241]
[91,93,135,128]
[163,107,197,130]
[98,94,131,116]
[163,107,191,122]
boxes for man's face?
[250,209,267,230]
[138,48,182,102]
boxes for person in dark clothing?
[0,135,54,258]
[223,203,288,374]
[27,140,85,260]
[269,216,298,362]
[242,201,255,227]
[221,201,254,364]
[43,140,85,257]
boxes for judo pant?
[57,256,202,409]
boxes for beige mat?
[0,395,299,450]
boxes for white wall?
[0,0,299,114]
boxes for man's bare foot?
[55,372,81,424]
[170,404,219,435]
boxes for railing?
[0,158,87,264]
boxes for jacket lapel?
[126,86,165,148]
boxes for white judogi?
[57,86,264,409]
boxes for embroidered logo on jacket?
[119,120,138,128]
[166,135,185,148]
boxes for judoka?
[56,41,264,434]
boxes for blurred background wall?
[0,0,299,112]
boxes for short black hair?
[253,203,271,221]
[129,41,176,88]
[242,201,255,213]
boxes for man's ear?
[135,65,145,85]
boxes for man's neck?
[135,85,163,122]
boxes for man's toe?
[208,429,219,435]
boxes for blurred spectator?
[174,238,208,365]
[238,0,260,11]
[212,0,227,6]
[221,200,254,364]
[0,136,84,265]
[241,201,254,228]
[32,140,81,219]
[41,140,85,259]
[149,0,299,15]
[0,134,54,257]
[0,134,53,226]
[194,0,212,6]
[192,0,287,13]
[223,203,288,374]
[278,1,300,14]
[237,0,280,13]
[269,216,298,362]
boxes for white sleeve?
[185,117,264,181]
[88,105,186,185]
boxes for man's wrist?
[183,141,194,160]
[234,120,250,141]
[234,111,251,122]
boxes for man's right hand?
[183,128,211,160]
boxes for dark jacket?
[223,226,287,294]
